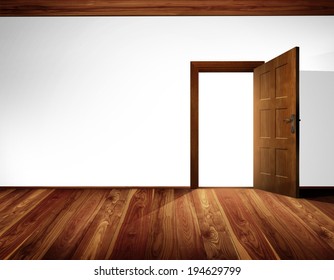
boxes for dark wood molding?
[190,61,264,188]
[1,0,334,16]
[191,61,265,72]
[299,187,334,197]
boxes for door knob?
[284,114,296,134]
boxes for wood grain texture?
[145,189,178,259]
[257,190,334,259]
[277,195,334,251]
[42,190,108,259]
[253,47,299,197]
[0,188,333,260]
[0,189,54,236]
[237,189,320,259]
[72,189,131,259]
[110,189,153,259]
[0,189,67,259]
[0,189,32,212]
[10,189,90,259]
[191,189,239,259]
[307,197,334,218]
[1,0,334,16]
[0,188,17,200]
[214,188,279,259]
[174,189,207,259]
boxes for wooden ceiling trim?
[1,0,334,16]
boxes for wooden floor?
[0,188,333,260]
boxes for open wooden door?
[254,47,299,197]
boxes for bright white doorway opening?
[199,73,253,187]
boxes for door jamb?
[190,61,264,188]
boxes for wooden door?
[254,47,299,197]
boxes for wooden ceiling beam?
[1,0,334,16]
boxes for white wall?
[300,71,334,186]
[0,16,333,186]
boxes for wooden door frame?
[190,61,264,188]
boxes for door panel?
[254,47,299,197]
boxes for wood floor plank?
[72,189,131,260]
[0,188,17,200]
[173,189,207,259]
[110,189,153,259]
[0,190,71,259]
[144,189,178,259]
[211,191,252,259]
[9,189,90,259]
[191,189,239,259]
[1,188,334,260]
[273,195,334,251]
[214,189,279,259]
[238,189,316,259]
[306,198,334,219]
[42,190,108,260]
[0,189,54,236]
[258,190,334,259]
[0,189,32,212]
[275,195,334,251]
